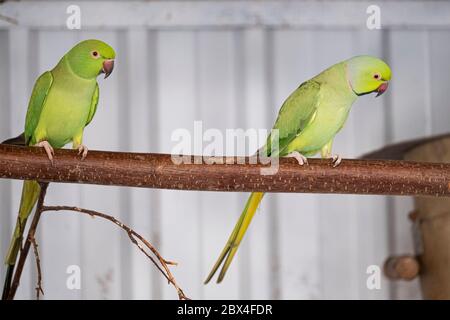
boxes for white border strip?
[0,1,449,29]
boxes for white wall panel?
[157,30,203,300]
[1,1,447,300]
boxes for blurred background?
[0,0,449,299]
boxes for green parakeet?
[205,55,392,284]
[2,39,115,298]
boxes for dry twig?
[42,205,189,300]
[0,13,18,25]
[29,237,44,299]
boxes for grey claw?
[77,145,89,161]
[331,154,342,167]
[286,151,308,166]
[35,141,55,165]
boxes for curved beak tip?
[102,59,115,79]
[376,82,389,97]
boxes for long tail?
[204,192,264,284]
[2,181,40,299]
[2,133,26,146]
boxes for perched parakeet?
[205,55,392,284]
[2,39,115,298]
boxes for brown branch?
[41,205,189,300]
[7,182,48,300]
[1,144,450,197]
[30,237,44,300]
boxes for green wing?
[85,83,99,126]
[263,80,321,156]
[24,71,53,145]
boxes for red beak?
[102,59,114,79]
[376,82,389,97]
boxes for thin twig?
[29,237,44,299]
[7,182,49,300]
[0,14,18,25]
[42,205,189,300]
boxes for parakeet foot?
[330,154,342,167]
[77,145,89,161]
[286,151,308,165]
[34,141,54,164]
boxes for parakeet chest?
[35,75,96,148]
[287,94,355,154]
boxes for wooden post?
[384,255,420,281]
[404,137,450,299]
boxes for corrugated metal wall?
[1,1,449,299]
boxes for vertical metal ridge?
[422,30,432,136]
[264,27,281,300]
[117,29,133,299]
[381,28,397,300]
[381,29,394,145]
[0,29,12,290]
[147,29,162,300]
[192,30,206,299]
[233,28,252,300]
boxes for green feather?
[86,83,99,126]
[24,71,53,145]
[263,80,320,157]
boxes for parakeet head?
[346,55,391,97]
[65,39,115,80]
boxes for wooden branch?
[1,144,450,197]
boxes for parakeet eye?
[91,51,100,59]
[373,73,380,80]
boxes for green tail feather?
[1,265,14,300]
[204,192,264,284]
[2,181,40,297]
